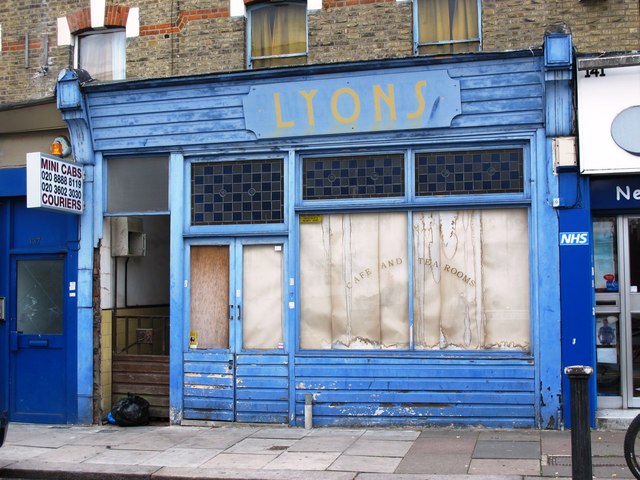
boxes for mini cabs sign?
[26,152,84,214]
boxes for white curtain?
[78,30,126,81]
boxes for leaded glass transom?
[192,160,284,225]
[303,154,405,200]
[415,149,524,196]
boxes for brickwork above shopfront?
[0,0,638,103]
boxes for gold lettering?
[331,88,361,123]
[373,84,396,122]
[298,90,318,127]
[274,93,294,128]
[406,80,427,120]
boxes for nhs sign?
[559,232,589,246]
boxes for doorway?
[9,256,69,423]
[594,216,640,408]
[185,238,287,422]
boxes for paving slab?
[0,444,53,462]
[30,444,106,463]
[473,440,540,459]
[360,430,421,441]
[395,453,472,474]
[328,454,402,473]
[250,427,310,439]
[223,437,297,455]
[407,436,476,455]
[478,431,541,442]
[141,447,221,467]
[264,451,341,470]
[155,466,356,479]
[344,439,413,457]
[289,434,360,452]
[468,458,541,476]
[540,431,571,456]
[200,452,279,469]
[358,474,522,480]
[0,459,160,478]
[418,430,480,440]
[82,446,165,465]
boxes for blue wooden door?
[186,238,288,423]
[9,255,68,423]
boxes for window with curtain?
[249,1,307,68]
[415,0,480,55]
[76,30,126,81]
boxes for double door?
[187,238,288,422]
[594,216,640,408]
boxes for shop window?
[107,157,168,213]
[303,154,405,200]
[415,149,523,196]
[299,209,530,351]
[593,217,618,292]
[415,0,480,56]
[76,29,126,81]
[412,209,530,349]
[248,1,307,69]
[300,212,410,349]
[191,159,284,225]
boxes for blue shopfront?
[57,32,574,428]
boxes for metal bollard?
[564,365,593,480]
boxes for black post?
[564,365,593,480]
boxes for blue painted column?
[558,174,596,428]
[57,69,97,424]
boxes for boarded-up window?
[243,244,284,350]
[190,246,229,349]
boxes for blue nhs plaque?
[243,70,461,139]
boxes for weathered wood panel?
[294,355,535,428]
[112,354,169,419]
[183,351,288,423]
[85,56,545,152]
[190,246,229,349]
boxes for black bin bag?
[109,393,150,426]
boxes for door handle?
[237,305,241,320]
[228,359,234,371]
[229,304,234,320]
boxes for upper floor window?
[415,0,480,55]
[248,1,307,69]
[76,29,126,81]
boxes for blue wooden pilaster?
[543,32,597,428]
[169,153,185,425]
[57,69,96,424]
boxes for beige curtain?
[417,0,479,54]
[251,3,306,67]
[299,213,409,349]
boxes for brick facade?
[0,0,638,104]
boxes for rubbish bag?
[109,393,150,427]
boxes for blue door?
[9,255,68,423]
[185,238,289,423]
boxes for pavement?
[0,422,634,480]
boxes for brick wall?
[0,0,638,104]
[482,0,639,53]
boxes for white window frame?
[74,29,126,81]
